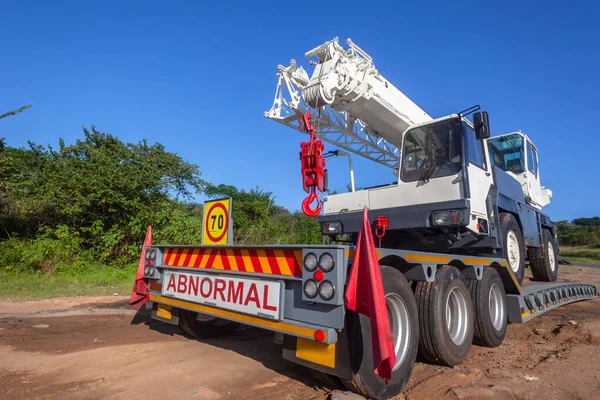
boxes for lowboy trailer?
[143,244,597,399]
[140,38,599,399]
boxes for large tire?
[178,309,239,338]
[500,213,526,284]
[415,266,474,366]
[468,268,507,348]
[530,229,559,282]
[342,266,419,400]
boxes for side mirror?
[474,111,490,139]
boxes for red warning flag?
[130,226,152,310]
[344,208,396,384]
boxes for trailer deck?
[507,280,598,323]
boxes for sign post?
[202,197,233,245]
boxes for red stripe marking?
[204,249,218,269]
[284,250,302,276]
[233,249,246,272]
[172,248,185,266]
[248,249,263,273]
[182,249,194,266]
[221,249,231,271]
[265,249,282,275]
[193,249,206,267]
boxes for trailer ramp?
[507,281,598,323]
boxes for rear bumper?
[149,293,338,344]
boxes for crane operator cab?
[320,110,554,256]
[321,111,496,240]
[487,132,552,210]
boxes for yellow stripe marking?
[503,261,522,293]
[212,250,224,270]
[346,249,382,258]
[175,249,188,267]
[274,250,292,276]
[463,258,492,265]
[258,251,273,274]
[156,304,172,319]
[150,295,323,340]
[405,254,450,263]
[241,249,254,272]
[189,249,200,267]
[499,260,508,266]
[199,249,212,269]
[165,251,176,265]
[296,338,336,368]
[227,250,239,271]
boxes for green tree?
[572,217,600,227]
[1,127,204,263]
[204,183,321,245]
[0,105,31,120]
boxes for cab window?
[527,140,537,176]
[464,122,486,170]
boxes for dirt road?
[2,268,600,400]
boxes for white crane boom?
[265,37,432,169]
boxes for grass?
[560,245,600,264]
[0,266,137,299]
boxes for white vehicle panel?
[370,174,463,210]
[323,190,370,213]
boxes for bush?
[0,237,95,273]
[0,128,204,266]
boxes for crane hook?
[302,188,322,217]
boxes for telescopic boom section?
[265,37,432,169]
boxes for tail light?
[301,249,344,305]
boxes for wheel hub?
[506,231,521,273]
[446,287,469,345]
[386,293,411,370]
[548,241,556,272]
[488,283,505,331]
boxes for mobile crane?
[139,38,598,400]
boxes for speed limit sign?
[202,197,233,245]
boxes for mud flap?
[282,330,353,380]
[151,303,180,325]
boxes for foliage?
[0,128,324,280]
[555,218,600,247]
[204,183,321,245]
[0,127,204,268]
[0,104,31,120]
[571,217,600,227]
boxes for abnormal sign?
[202,197,233,245]
[162,270,282,320]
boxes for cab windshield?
[487,133,525,174]
[400,118,462,182]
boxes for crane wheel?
[415,266,474,366]
[529,229,559,282]
[178,310,239,339]
[468,268,507,347]
[341,266,419,400]
[500,213,526,284]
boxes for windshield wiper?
[420,162,437,182]
[420,148,438,182]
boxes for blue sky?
[1,1,598,221]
